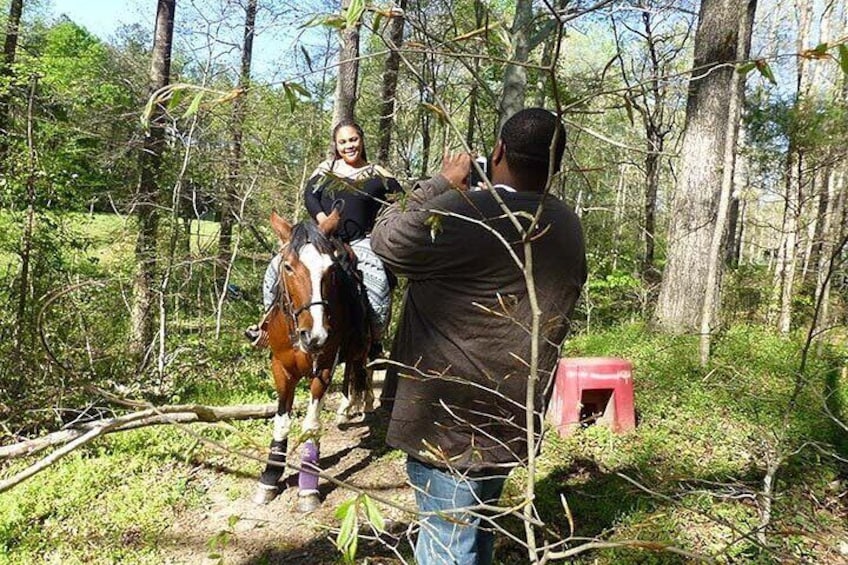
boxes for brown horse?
[254,210,372,511]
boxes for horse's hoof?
[296,492,321,513]
[253,484,279,505]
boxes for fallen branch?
[0,402,275,493]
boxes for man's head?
[492,108,566,192]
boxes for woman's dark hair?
[332,120,368,163]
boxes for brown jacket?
[371,175,586,471]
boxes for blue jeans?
[407,457,508,565]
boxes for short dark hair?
[332,120,368,162]
[500,108,566,179]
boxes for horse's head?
[270,210,341,353]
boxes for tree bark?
[803,168,829,285]
[698,0,754,364]
[812,169,844,339]
[654,0,756,334]
[330,0,361,129]
[725,121,749,266]
[497,0,533,131]
[377,0,406,165]
[217,0,256,285]
[774,0,813,334]
[130,0,175,366]
[0,0,23,163]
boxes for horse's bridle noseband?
[291,300,330,319]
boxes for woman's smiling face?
[334,126,366,167]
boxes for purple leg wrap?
[298,440,320,492]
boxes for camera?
[468,155,489,189]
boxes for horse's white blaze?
[272,413,292,442]
[299,243,334,346]
[302,397,324,433]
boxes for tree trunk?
[803,168,829,285]
[698,0,753,364]
[217,0,256,286]
[643,132,660,273]
[654,0,756,334]
[497,0,533,131]
[377,0,406,165]
[330,0,361,129]
[465,0,485,149]
[725,121,749,266]
[775,0,813,334]
[612,164,627,272]
[130,0,175,366]
[0,0,23,163]
[812,169,844,340]
[11,75,37,396]
[640,47,664,278]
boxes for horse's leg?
[335,362,354,424]
[254,360,296,505]
[297,369,331,513]
[362,361,375,413]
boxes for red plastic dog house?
[547,357,636,436]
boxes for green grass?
[2,209,847,563]
[3,322,846,564]
[498,323,848,564]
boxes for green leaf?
[300,13,346,29]
[424,214,443,242]
[286,82,311,98]
[755,60,777,85]
[362,495,385,532]
[183,92,204,119]
[334,496,357,520]
[335,499,359,564]
[227,514,240,529]
[167,86,186,111]
[338,505,356,545]
[373,11,383,34]
[812,42,829,55]
[737,61,757,76]
[622,95,634,127]
[140,96,155,128]
[301,45,313,72]
[283,83,297,113]
[421,102,447,125]
[346,529,358,564]
[838,44,848,76]
[345,0,366,29]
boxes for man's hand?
[439,152,472,190]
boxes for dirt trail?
[160,380,416,564]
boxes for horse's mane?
[289,220,338,256]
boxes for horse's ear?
[318,208,341,236]
[270,211,292,243]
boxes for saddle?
[330,238,371,347]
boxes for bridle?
[274,243,337,346]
